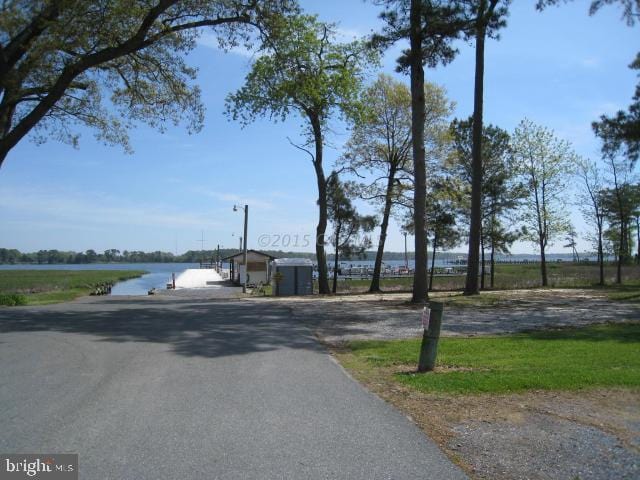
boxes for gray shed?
[272,258,314,296]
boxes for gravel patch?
[452,413,639,480]
[270,290,640,342]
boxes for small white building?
[222,250,276,286]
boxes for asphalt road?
[0,297,466,479]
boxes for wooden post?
[418,301,444,372]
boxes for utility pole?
[234,204,249,293]
[404,232,409,270]
[197,231,205,266]
[242,205,248,294]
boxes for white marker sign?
[421,307,431,330]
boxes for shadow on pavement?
[0,300,328,359]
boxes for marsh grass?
[0,270,146,305]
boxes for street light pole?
[403,232,408,270]
[242,204,248,294]
[234,204,249,294]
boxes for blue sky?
[0,0,637,255]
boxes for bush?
[0,294,28,306]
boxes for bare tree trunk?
[480,224,485,290]
[410,0,428,304]
[636,216,640,264]
[429,234,437,291]
[597,225,604,286]
[464,21,486,296]
[309,114,330,294]
[540,236,548,287]
[490,239,495,289]
[370,166,397,292]
[332,223,341,294]
[617,219,624,284]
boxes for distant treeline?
[0,247,586,265]
[0,248,317,265]
[0,247,426,265]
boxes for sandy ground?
[257,289,640,342]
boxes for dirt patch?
[334,354,640,479]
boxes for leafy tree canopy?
[225,14,376,135]
[0,0,298,167]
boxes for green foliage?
[600,182,640,263]
[592,50,639,165]
[447,117,524,266]
[327,175,376,258]
[226,15,376,133]
[347,323,640,394]
[341,74,415,208]
[536,0,639,26]
[225,14,377,294]
[0,293,27,306]
[512,119,578,250]
[0,0,298,165]
[448,118,523,217]
[372,1,467,71]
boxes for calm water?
[0,263,198,296]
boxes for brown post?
[418,301,444,372]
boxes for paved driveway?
[0,297,465,479]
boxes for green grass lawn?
[0,270,146,305]
[342,323,640,394]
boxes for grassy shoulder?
[336,323,640,395]
[0,270,146,306]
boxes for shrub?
[0,294,28,306]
